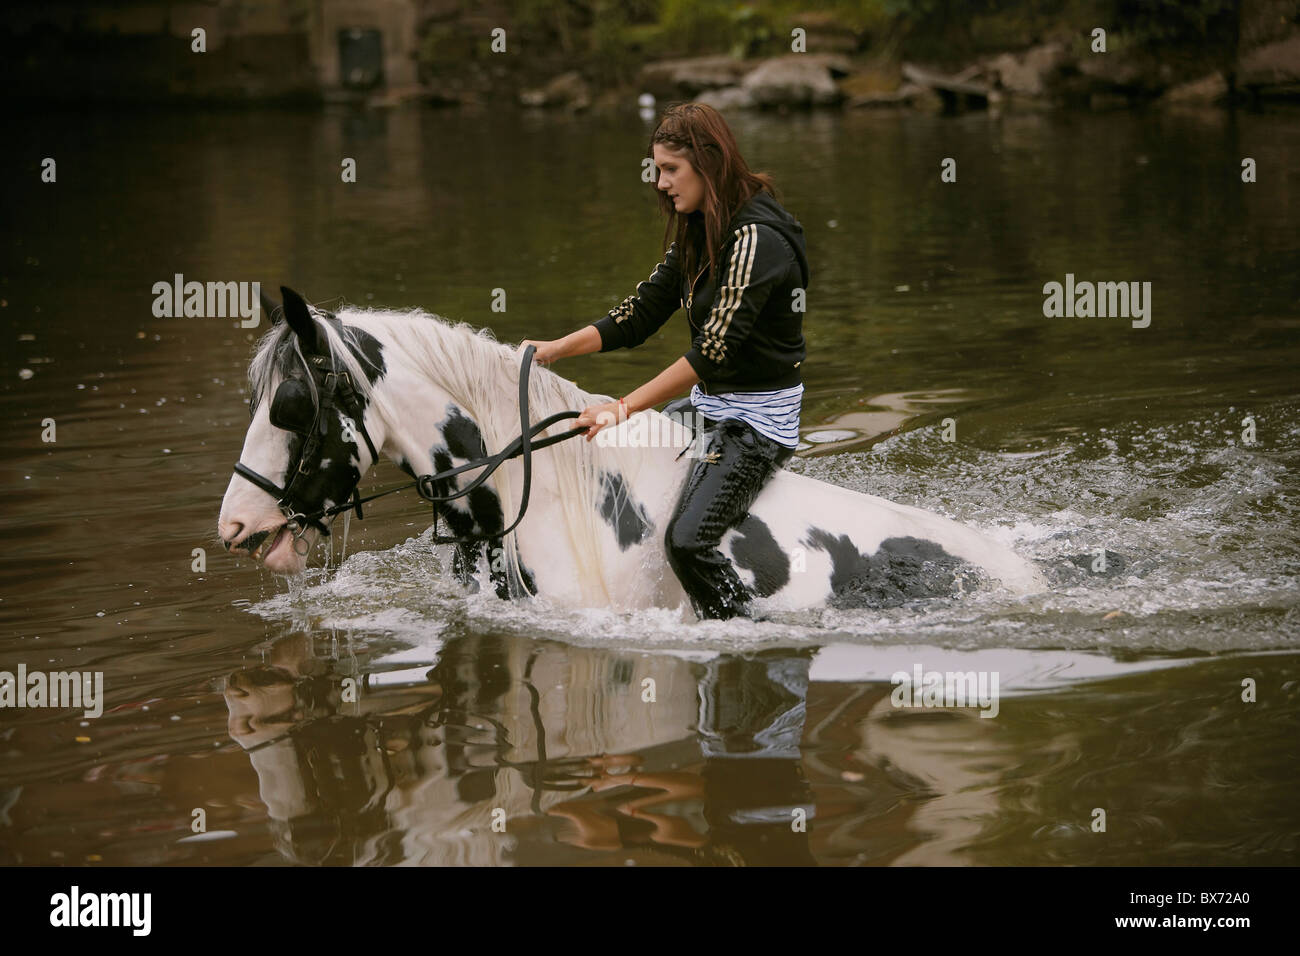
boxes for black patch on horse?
[430,405,536,600]
[728,515,790,598]
[280,415,364,517]
[428,446,482,590]
[803,529,975,608]
[597,470,653,550]
[443,405,488,460]
[346,326,387,385]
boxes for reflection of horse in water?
[218,289,1045,615]
[229,630,1111,865]
[224,633,821,865]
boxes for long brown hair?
[649,102,778,282]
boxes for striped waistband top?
[689,382,804,449]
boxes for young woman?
[520,103,809,620]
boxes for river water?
[1,104,1297,865]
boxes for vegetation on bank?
[418,0,1250,94]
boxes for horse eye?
[270,379,316,434]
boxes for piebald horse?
[217,288,1044,615]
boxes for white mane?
[333,306,659,600]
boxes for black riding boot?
[664,417,794,620]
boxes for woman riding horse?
[521,103,810,620]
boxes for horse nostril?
[222,522,245,551]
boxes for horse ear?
[260,287,282,325]
[280,286,322,352]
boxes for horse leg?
[450,540,482,592]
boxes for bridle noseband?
[233,344,587,556]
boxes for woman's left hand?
[575,401,625,441]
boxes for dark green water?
[1,104,1297,865]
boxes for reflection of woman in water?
[549,650,817,865]
[521,103,810,621]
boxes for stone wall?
[0,0,420,103]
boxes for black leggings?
[662,400,795,620]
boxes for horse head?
[218,286,387,574]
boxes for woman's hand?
[518,339,564,366]
[518,327,603,365]
[575,400,626,441]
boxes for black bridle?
[233,345,588,555]
[234,350,382,548]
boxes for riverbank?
[518,0,1299,115]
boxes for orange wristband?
[618,397,628,422]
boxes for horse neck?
[370,317,587,479]
[365,314,687,603]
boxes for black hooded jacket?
[592,191,809,394]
